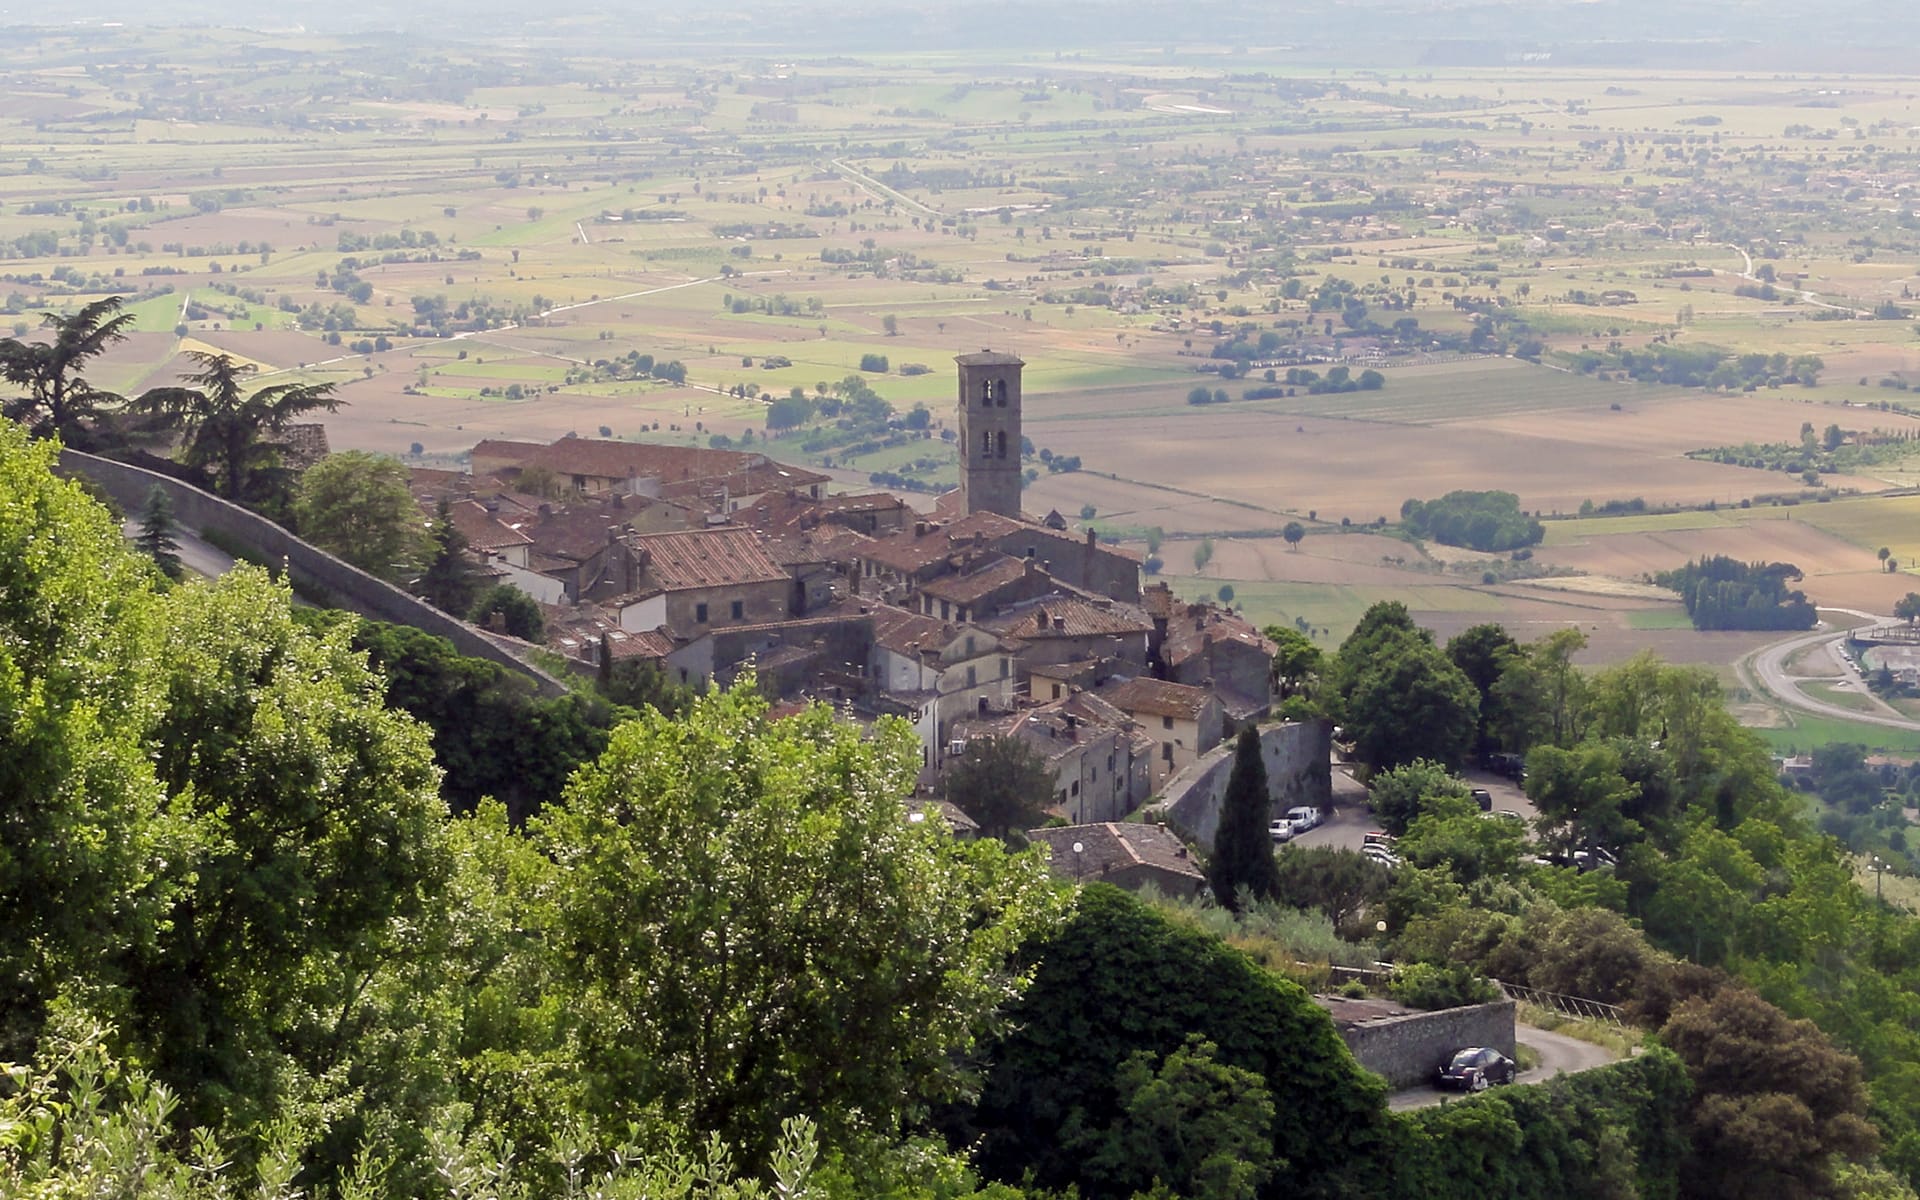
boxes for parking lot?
[1288,763,1539,854]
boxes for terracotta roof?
[817,492,906,515]
[514,507,625,562]
[1026,823,1204,883]
[1101,676,1216,721]
[604,627,678,661]
[870,604,956,658]
[918,555,1031,606]
[979,597,1152,642]
[658,461,829,502]
[860,512,1028,573]
[632,528,788,591]
[444,499,533,551]
[471,436,826,491]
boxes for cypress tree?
[135,484,183,580]
[1209,725,1281,911]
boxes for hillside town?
[415,352,1277,812]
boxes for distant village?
[412,352,1278,828]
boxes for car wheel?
[1470,1073,1488,1092]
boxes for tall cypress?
[1209,725,1281,911]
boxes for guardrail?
[1497,981,1625,1026]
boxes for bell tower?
[955,350,1024,518]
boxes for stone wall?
[58,448,570,697]
[1153,719,1332,845]
[1338,1000,1517,1090]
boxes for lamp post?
[1874,855,1887,904]
[1071,840,1085,880]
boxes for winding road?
[1720,242,1870,317]
[1744,609,1920,733]
[1389,1025,1621,1111]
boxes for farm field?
[8,29,1920,735]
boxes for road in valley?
[1388,1024,1622,1111]
[1744,610,1920,732]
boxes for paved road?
[122,519,237,580]
[1289,764,1538,853]
[1389,1024,1620,1111]
[1747,611,1920,732]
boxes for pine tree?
[419,497,480,614]
[1209,725,1281,911]
[135,484,183,580]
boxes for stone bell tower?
[955,350,1024,518]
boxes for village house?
[612,528,794,637]
[978,595,1154,671]
[1145,582,1277,721]
[1098,675,1226,786]
[469,436,827,506]
[1025,822,1207,897]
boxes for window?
[730,599,744,621]
[1162,742,1174,762]
[695,602,709,624]
[940,599,950,620]
[1107,753,1116,771]
[981,429,992,457]
[1162,715,1174,730]
[1051,683,1062,700]
[966,665,977,687]
[679,668,689,683]
[965,635,975,655]
[996,430,1008,459]
[980,380,993,406]
[1070,781,1079,797]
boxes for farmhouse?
[1025,822,1207,896]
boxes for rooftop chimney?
[1085,528,1096,548]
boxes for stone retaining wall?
[1153,719,1331,845]
[1339,999,1517,1089]
[58,448,569,697]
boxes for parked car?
[1470,788,1493,811]
[1284,805,1321,833]
[1269,819,1296,843]
[1361,844,1401,869]
[1482,808,1527,825]
[1362,830,1396,852]
[1435,1047,1516,1092]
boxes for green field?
[1751,714,1920,757]
[1163,575,1499,643]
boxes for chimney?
[1052,615,1066,632]
[1024,558,1041,579]
[1085,528,1096,548]
[915,520,929,537]
[538,503,553,518]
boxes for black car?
[1435,1047,1516,1092]
[1470,788,1493,811]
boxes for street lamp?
[1071,840,1085,880]
[1874,855,1888,904]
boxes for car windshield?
[1448,1050,1482,1069]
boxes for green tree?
[1340,637,1478,771]
[1210,726,1282,910]
[1447,622,1519,754]
[943,735,1054,840]
[1078,1035,1277,1200]
[471,583,545,641]
[1490,627,1589,751]
[1272,844,1390,931]
[0,296,133,447]
[1194,537,1215,572]
[1366,759,1472,836]
[602,656,695,718]
[536,683,1068,1160]
[1398,793,1525,883]
[418,497,481,615]
[1526,741,1641,853]
[293,450,426,579]
[1898,593,1920,624]
[130,351,340,509]
[135,484,184,580]
[1262,624,1324,702]
[1283,521,1305,551]
[968,886,1388,1195]
[1664,986,1879,1200]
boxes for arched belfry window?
[981,429,993,457]
[996,430,1008,459]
